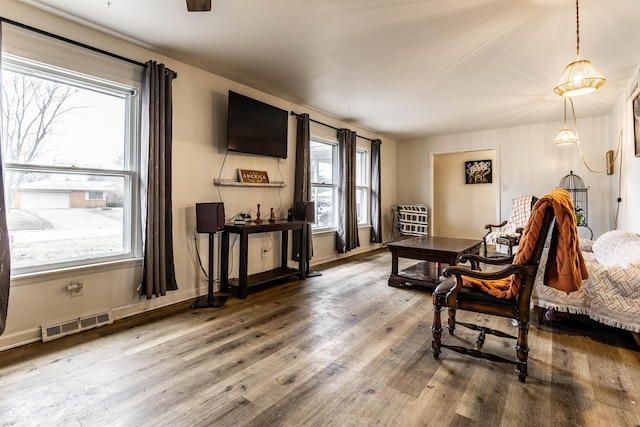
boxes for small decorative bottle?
[269,207,276,222]
[255,204,262,223]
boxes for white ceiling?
[20,0,640,140]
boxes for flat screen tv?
[227,91,288,159]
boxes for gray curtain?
[292,113,313,263]
[141,61,178,298]
[0,24,11,334]
[336,128,360,253]
[370,139,382,243]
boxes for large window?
[355,149,369,225]
[310,137,370,230]
[1,55,141,275]
[310,139,337,229]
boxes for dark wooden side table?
[495,234,520,257]
[387,236,482,291]
[220,220,311,299]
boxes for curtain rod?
[0,16,147,69]
[290,111,379,143]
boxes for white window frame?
[309,135,372,233]
[355,146,371,227]
[310,137,338,232]
[1,54,142,276]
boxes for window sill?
[10,258,143,287]
[312,224,371,236]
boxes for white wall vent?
[41,311,113,342]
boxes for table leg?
[238,232,248,299]
[390,249,399,275]
[281,229,288,269]
[299,224,308,279]
[220,231,230,293]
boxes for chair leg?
[515,320,530,383]
[535,306,545,325]
[431,296,444,359]
[447,307,457,335]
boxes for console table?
[220,220,311,299]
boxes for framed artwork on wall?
[633,93,640,157]
[465,159,493,184]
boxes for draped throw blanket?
[141,61,179,298]
[463,189,588,298]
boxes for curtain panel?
[292,113,313,263]
[370,139,382,243]
[0,24,11,334]
[336,129,360,253]
[141,61,178,298]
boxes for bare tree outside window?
[1,72,79,208]
[1,56,138,274]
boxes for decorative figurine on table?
[269,207,276,223]
[255,203,262,223]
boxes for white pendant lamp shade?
[554,128,579,145]
[554,0,605,97]
[554,97,579,145]
[554,59,606,97]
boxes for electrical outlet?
[68,281,84,297]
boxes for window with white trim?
[310,138,337,229]
[355,148,370,226]
[309,136,371,231]
[1,54,142,275]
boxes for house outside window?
[1,54,142,275]
[309,137,371,231]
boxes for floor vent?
[41,311,113,342]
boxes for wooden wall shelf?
[213,179,286,188]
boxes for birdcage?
[558,171,593,238]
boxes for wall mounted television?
[227,90,289,159]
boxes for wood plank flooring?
[0,249,638,426]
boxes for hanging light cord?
[569,97,577,130]
[575,0,580,59]
[571,97,622,174]
[614,130,623,229]
[576,129,622,174]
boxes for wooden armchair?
[483,195,538,256]
[432,204,555,383]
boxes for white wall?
[0,0,398,350]
[609,77,640,233]
[398,115,620,241]
[432,150,497,239]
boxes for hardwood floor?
[1,249,639,426]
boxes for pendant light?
[554,98,579,145]
[553,0,605,97]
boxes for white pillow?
[592,230,640,267]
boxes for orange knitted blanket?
[462,189,588,298]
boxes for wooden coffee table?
[387,236,482,291]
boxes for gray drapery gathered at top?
[141,60,178,298]
[0,24,11,335]
[292,113,313,262]
[336,128,360,253]
[370,139,382,244]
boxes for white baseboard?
[0,286,208,352]
[0,328,41,352]
[310,244,382,268]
